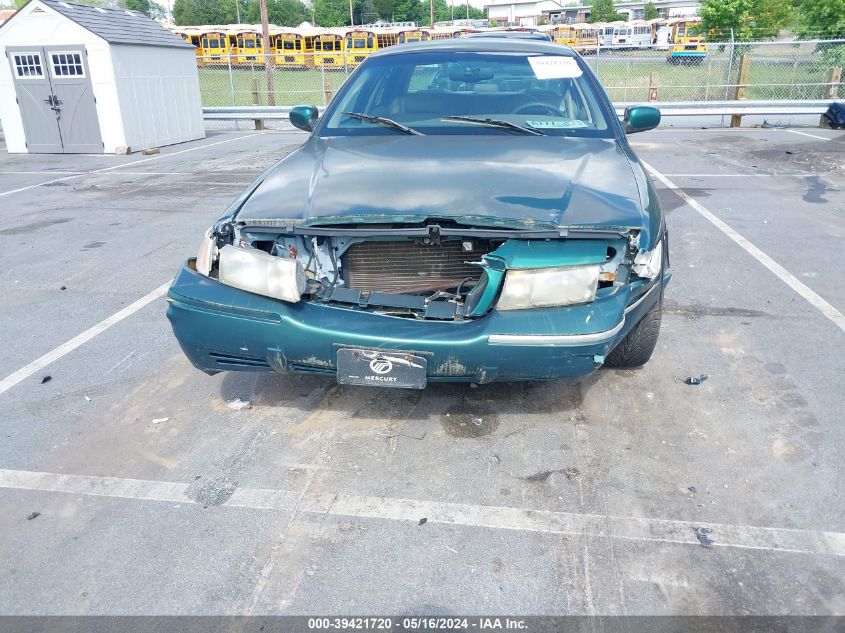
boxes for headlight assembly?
[632,240,663,279]
[195,228,217,277]
[496,264,600,310]
[218,245,306,303]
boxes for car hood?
[234,134,649,234]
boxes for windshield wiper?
[342,112,424,136]
[440,115,544,136]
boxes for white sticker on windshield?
[527,56,583,80]
[526,119,590,129]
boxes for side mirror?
[290,105,319,132]
[622,105,661,134]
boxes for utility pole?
[260,0,275,106]
[235,0,241,24]
[429,0,433,27]
[349,0,354,25]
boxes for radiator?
[343,239,489,293]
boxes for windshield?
[320,51,613,137]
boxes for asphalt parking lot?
[0,124,843,616]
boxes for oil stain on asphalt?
[440,397,500,438]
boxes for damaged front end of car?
[167,212,668,385]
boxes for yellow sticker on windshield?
[527,56,583,80]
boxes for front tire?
[604,302,662,369]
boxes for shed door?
[6,46,103,154]
[44,47,103,153]
[6,48,63,153]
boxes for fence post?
[227,54,236,107]
[648,72,658,101]
[825,66,842,99]
[730,52,751,128]
[323,68,332,107]
[251,77,265,131]
[723,29,735,101]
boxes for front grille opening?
[342,239,494,294]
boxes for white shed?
[0,0,205,154]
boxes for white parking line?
[782,129,832,141]
[0,134,256,198]
[643,161,845,334]
[0,281,171,396]
[1,468,843,556]
[662,173,810,178]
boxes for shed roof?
[31,0,193,49]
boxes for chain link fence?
[198,40,843,128]
[587,39,843,102]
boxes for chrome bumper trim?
[488,318,625,347]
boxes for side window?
[13,52,43,78]
[50,52,84,77]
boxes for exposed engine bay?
[199,221,663,321]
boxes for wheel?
[604,301,662,369]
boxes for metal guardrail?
[203,100,837,127]
[204,106,293,119]
[613,99,836,116]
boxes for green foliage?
[588,0,623,22]
[642,1,658,19]
[243,0,308,25]
[122,0,166,19]
[797,0,845,38]
[173,0,241,25]
[313,0,349,25]
[700,0,793,40]
[168,0,480,28]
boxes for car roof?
[461,31,553,41]
[370,37,576,58]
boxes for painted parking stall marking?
[0,281,172,396]
[0,133,256,198]
[1,468,843,557]
[643,160,845,334]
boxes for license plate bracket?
[336,349,427,389]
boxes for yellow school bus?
[344,28,378,67]
[313,29,345,69]
[430,26,476,40]
[571,23,599,54]
[197,29,230,63]
[667,18,707,64]
[272,28,313,69]
[396,27,431,44]
[542,24,576,46]
[228,27,265,65]
[174,27,203,62]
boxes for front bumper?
[166,260,667,383]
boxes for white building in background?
[485,0,700,26]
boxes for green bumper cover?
[166,260,664,383]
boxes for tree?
[699,0,793,40]
[122,0,166,19]
[244,0,308,25]
[797,0,845,38]
[642,1,658,19]
[588,0,623,22]
[313,0,348,25]
[173,0,241,25]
